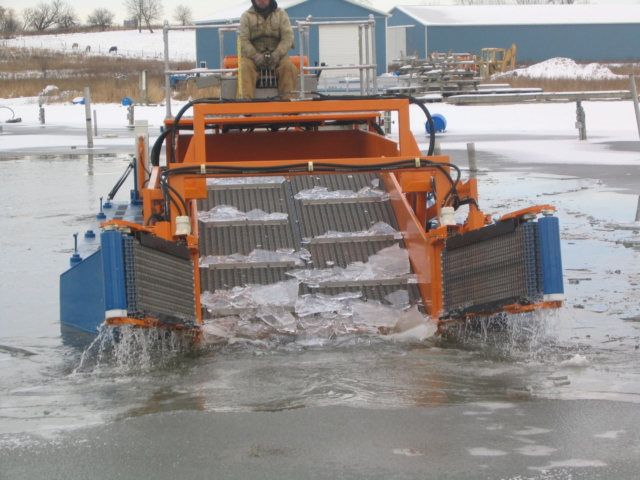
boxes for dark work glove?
[252,53,267,69]
[268,52,281,69]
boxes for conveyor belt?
[198,173,420,317]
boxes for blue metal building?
[387,5,640,63]
[194,0,389,76]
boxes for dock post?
[629,75,640,140]
[467,142,478,177]
[635,196,640,222]
[93,109,98,136]
[84,87,94,148]
[576,101,587,141]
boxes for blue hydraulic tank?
[537,216,564,300]
[100,230,127,315]
[425,114,447,133]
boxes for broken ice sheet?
[198,205,288,223]
[352,301,401,329]
[295,292,362,317]
[200,249,307,267]
[245,209,288,222]
[248,279,299,308]
[385,289,410,306]
[287,244,411,285]
[368,244,410,276]
[257,306,297,333]
[315,221,401,239]
[294,185,389,201]
[199,205,246,222]
[206,176,285,186]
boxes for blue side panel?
[538,216,564,296]
[427,24,640,63]
[60,250,105,334]
[101,231,127,312]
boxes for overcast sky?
[2,0,638,26]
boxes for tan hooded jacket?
[240,6,294,58]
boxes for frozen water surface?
[3,100,640,477]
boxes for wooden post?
[629,75,640,140]
[84,87,93,148]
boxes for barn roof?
[197,0,389,24]
[393,5,640,27]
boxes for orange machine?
[82,95,563,334]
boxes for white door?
[318,24,361,77]
[386,27,407,67]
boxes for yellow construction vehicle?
[478,44,517,77]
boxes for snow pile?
[494,58,626,81]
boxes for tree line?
[0,0,194,35]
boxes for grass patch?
[0,46,220,103]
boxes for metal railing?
[162,15,380,117]
[296,15,378,98]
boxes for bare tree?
[87,8,115,30]
[124,0,163,33]
[0,7,21,33]
[56,3,78,29]
[22,0,76,31]
[173,5,192,26]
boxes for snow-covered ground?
[2,96,640,169]
[0,30,196,62]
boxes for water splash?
[438,308,563,363]
[71,324,195,376]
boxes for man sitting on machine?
[239,0,298,99]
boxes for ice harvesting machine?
[59,20,563,336]
[59,95,564,335]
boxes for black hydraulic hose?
[106,159,135,201]
[151,127,173,167]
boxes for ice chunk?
[295,292,361,317]
[248,279,299,308]
[206,176,285,185]
[393,305,425,333]
[371,178,380,188]
[368,221,400,237]
[368,244,410,276]
[257,306,297,333]
[201,249,305,267]
[560,354,589,367]
[199,205,246,222]
[199,205,287,223]
[201,290,233,310]
[314,221,400,240]
[385,289,410,306]
[352,301,401,329]
[388,306,438,342]
[234,319,273,340]
[294,185,389,201]
[201,323,232,340]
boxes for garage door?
[318,24,361,77]
[386,26,407,67]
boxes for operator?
[239,0,298,99]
